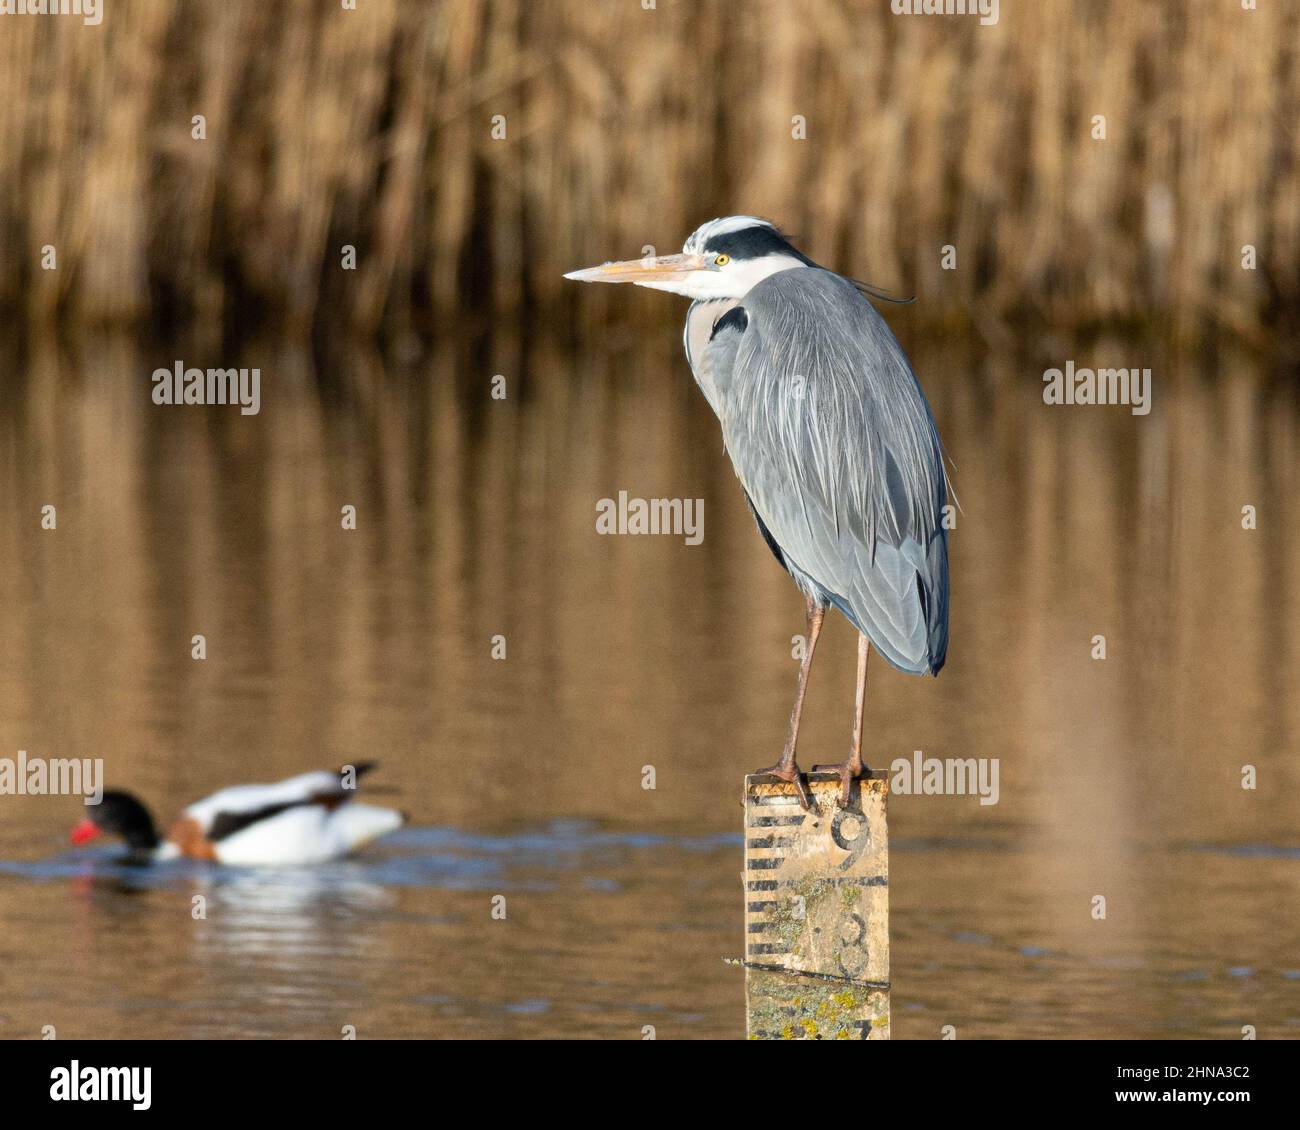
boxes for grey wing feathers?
[705,268,949,675]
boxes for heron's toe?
[753,759,813,811]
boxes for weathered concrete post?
[743,770,889,1039]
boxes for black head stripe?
[710,305,749,340]
[703,225,815,264]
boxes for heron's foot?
[811,757,870,809]
[753,757,813,811]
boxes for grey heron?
[565,216,950,809]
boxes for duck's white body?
[163,769,404,865]
[203,803,402,866]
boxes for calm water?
[0,321,1296,1039]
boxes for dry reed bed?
[0,0,1295,338]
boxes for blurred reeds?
[0,0,1296,339]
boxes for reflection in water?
[0,323,1296,1038]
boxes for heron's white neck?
[638,253,810,300]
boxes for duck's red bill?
[70,818,100,845]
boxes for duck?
[69,763,406,865]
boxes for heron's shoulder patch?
[710,305,748,340]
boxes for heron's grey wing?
[705,268,949,675]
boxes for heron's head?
[564,216,812,301]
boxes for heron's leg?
[814,633,871,808]
[755,596,825,810]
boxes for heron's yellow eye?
[714,254,730,266]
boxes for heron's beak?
[563,253,709,286]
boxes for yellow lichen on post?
[743,771,889,1040]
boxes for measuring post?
[742,770,889,1040]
